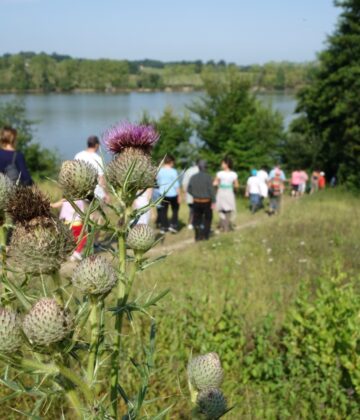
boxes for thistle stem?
[110,232,127,418]
[20,358,94,404]
[0,221,6,275]
[51,270,64,306]
[65,388,85,419]
[87,295,100,384]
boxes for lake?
[0,92,297,159]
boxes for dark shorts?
[292,184,299,192]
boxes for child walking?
[51,199,87,261]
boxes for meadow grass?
[1,189,359,418]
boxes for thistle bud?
[0,308,22,353]
[196,388,227,420]
[23,298,73,346]
[58,160,98,199]
[7,186,51,224]
[188,352,224,391]
[71,255,117,295]
[0,174,13,212]
[127,223,155,253]
[8,217,75,275]
[106,148,157,199]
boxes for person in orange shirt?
[318,172,326,189]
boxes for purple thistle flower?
[102,122,159,154]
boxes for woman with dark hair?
[213,156,238,232]
[0,126,33,185]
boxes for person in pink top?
[298,170,309,196]
[291,170,302,197]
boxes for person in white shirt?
[182,162,199,229]
[245,169,262,213]
[257,167,269,208]
[74,136,109,248]
[74,136,108,202]
[213,157,239,231]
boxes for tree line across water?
[0,52,315,92]
[1,0,359,190]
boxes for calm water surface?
[0,92,296,159]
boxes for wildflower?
[72,255,117,295]
[267,248,272,254]
[103,122,159,154]
[268,258,274,263]
[23,298,73,346]
[0,308,22,353]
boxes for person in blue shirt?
[0,126,33,186]
[156,154,181,234]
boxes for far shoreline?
[0,86,298,96]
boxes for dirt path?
[148,216,265,257]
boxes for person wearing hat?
[187,160,215,241]
[245,169,262,213]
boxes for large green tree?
[142,107,195,167]
[190,71,284,178]
[290,0,360,186]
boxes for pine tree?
[291,0,360,186]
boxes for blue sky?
[1,0,340,63]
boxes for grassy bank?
[1,189,359,418]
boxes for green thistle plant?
[0,307,22,353]
[0,122,175,419]
[58,159,98,199]
[23,298,73,346]
[71,255,117,295]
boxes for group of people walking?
[156,156,238,241]
[245,165,328,215]
[0,125,330,258]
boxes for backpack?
[269,171,283,197]
[4,152,20,183]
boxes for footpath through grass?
[1,189,360,418]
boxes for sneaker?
[159,229,167,235]
[169,227,178,234]
[70,251,83,262]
